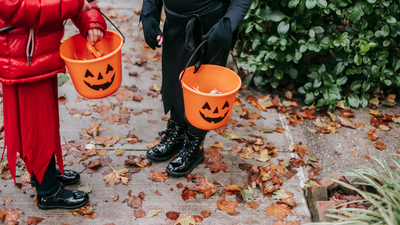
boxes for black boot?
[146,119,186,162]
[37,183,89,210]
[165,131,205,177]
[55,169,80,185]
[32,169,80,187]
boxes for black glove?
[202,17,232,50]
[142,15,162,50]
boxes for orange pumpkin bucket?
[180,41,241,130]
[60,30,124,99]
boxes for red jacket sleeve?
[0,0,84,28]
[72,2,107,39]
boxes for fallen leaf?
[111,193,119,201]
[379,124,390,131]
[149,170,168,182]
[0,208,24,224]
[338,116,356,129]
[357,123,365,128]
[206,160,227,173]
[386,94,396,103]
[181,187,197,201]
[265,204,293,220]
[375,141,386,150]
[225,132,241,140]
[276,198,296,207]
[134,209,146,219]
[247,122,256,126]
[237,147,255,159]
[150,84,161,92]
[77,184,94,193]
[146,140,160,149]
[247,200,259,210]
[103,164,130,186]
[289,143,311,158]
[313,117,328,128]
[352,152,358,157]
[258,128,274,133]
[200,210,211,218]
[272,188,293,200]
[216,198,238,213]
[114,148,126,156]
[204,148,223,160]
[209,142,224,149]
[166,212,180,220]
[96,149,107,157]
[285,91,292,100]
[257,150,271,162]
[132,95,143,102]
[366,133,378,141]
[115,90,134,102]
[147,209,162,218]
[27,216,45,225]
[275,128,285,133]
[193,177,216,198]
[4,197,12,204]
[174,214,196,225]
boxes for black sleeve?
[224,0,252,31]
[140,0,163,21]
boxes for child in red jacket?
[0,0,107,210]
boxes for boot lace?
[175,134,200,158]
[158,128,178,144]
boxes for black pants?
[162,2,230,137]
[31,155,59,196]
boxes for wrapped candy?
[86,42,103,58]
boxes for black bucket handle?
[179,40,241,82]
[89,6,125,43]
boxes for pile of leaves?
[237,0,400,108]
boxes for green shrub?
[306,155,400,224]
[236,0,400,108]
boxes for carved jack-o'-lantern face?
[199,101,230,123]
[83,64,115,91]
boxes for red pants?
[2,76,64,184]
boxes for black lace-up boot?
[165,131,205,177]
[146,119,187,162]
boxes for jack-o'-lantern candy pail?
[60,31,123,99]
[180,65,241,130]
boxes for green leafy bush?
[236,0,400,108]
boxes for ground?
[0,0,399,225]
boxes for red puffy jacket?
[0,0,107,84]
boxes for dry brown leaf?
[366,133,378,141]
[146,140,160,149]
[204,148,223,160]
[193,177,216,198]
[265,204,293,220]
[375,141,386,151]
[247,200,259,210]
[173,214,196,225]
[209,142,224,149]
[111,193,119,201]
[205,160,227,173]
[103,164,130,186]
[149,170,168,182]
[338,116,356,129]
[216,198,238,213]
[352,152,358,157]
[200,210,211,218]
[166,212,180,221]
[181,187,197,201]
[134,209,146,219]
[115,90,134,102]
[289,143,311,158]
[27,216,45,225]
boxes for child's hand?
[87,28,104,44]
[81,1,92,11]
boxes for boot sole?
[37,198,89,210]
[165,154,204,177]
[146,149,180,162]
